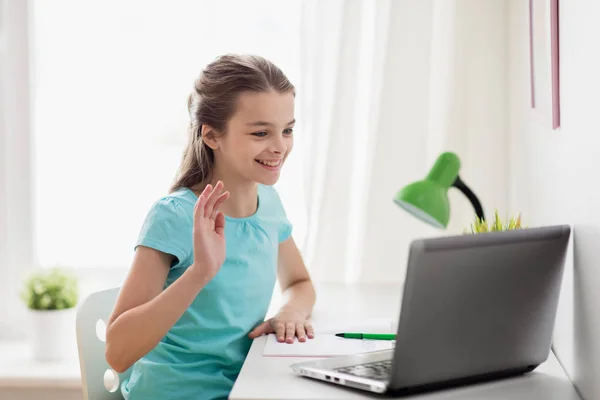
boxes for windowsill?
[0,341,82,389]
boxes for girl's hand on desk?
[190,181,230,283]
[248,306,315,343]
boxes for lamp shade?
[393,152,461,229]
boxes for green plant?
[20,267,79,310]
[464,210,524,234]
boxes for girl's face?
[215,90,295,186]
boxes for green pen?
[335,332,396,340]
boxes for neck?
[207,167,258,219]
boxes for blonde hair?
[170,54,295,193]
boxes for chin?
[254,174,280,186]
[248,160,283,186]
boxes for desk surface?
[230,283,581,400]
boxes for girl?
[105,54,316,400]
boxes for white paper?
[262,318,397,357]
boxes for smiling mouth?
[255,159,282,167]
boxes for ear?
[200,125,220,150]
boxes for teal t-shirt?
[121,184,292,400]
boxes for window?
[31,0,306,270]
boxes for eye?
[252,131,268,137]
[283,128,294,135]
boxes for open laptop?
[291,225,571,395]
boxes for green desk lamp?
[393,152,484,229]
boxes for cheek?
[237,143,261,163]
[221,138,255,161]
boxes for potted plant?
[20,267,79,361]
[464,210,525,234]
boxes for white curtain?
[0,0,34,339]
[299,0,510,284]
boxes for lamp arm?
[452,175,485,221]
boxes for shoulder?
[258,184,283,203]
[136,189,196,267]
[258,184,286,213]
[165,187,198,209]
[144,188,196,223]
[258,184,292,242]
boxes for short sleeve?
[265,186,293,243]
[279,215,293,243]
[135,197,192,268]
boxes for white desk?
[230,283,581,400]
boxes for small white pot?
[28,308,77,362]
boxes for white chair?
[76,287,131,400]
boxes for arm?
[105,247,209,373]
[105,182,229,373]
[248,236,316,343]
[276,237,316,319]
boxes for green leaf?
[20,267,79,310]
[464,210,525,235]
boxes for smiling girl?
[104,54,316,400]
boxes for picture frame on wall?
[529,0,560,130]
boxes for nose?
[270,134,288,155]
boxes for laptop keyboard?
[334,360,393,381]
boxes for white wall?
[508,1,600,399]
[361,0,509,283]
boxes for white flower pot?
[28,308,77,362]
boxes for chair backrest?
[76,287,131,400]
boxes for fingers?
[256,319,314,343]
[210,191,230,219]
[193,184,212,219]
[200,183,213,203]
[204,181,224,217]
[214,212,225,236]
[194,182,229,223]
[305,323,315,339]
[193,193,207,223]
[274,321,285,342]
[248,321,272,339]
[296,324,306,342]
[285,322,295,343]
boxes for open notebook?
[262,318,397,357]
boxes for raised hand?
[190,181,230,283]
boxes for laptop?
[291,225,571,395]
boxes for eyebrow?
[246,119,296,127]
